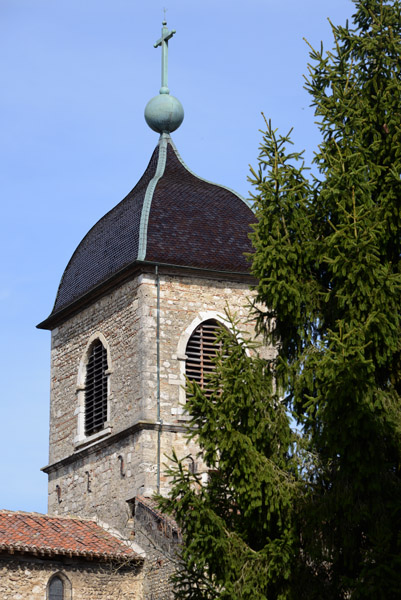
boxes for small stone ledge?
[73,425,112,451]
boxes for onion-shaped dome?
[38,134,256,329]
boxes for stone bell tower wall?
[45,269,265,535]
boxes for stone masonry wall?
[0,554,142,600]
[49,276,145,466]
[134,501,181,600]
[47,271,271,535]
[47,429,196,536]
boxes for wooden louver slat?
[85,340,108,436]
[185,319,222,393]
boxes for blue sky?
[1,0,354,513]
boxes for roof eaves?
[37,259,254,331]
[36,260,143,330]
[0,542,141,562]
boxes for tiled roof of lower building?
[0,510,142,562]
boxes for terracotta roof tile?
[0,510,142,562]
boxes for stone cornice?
[37,261,255,331]
[41,420,188,474]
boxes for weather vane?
[153,16,176,95]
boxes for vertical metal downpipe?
[155,265,162,494]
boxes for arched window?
[185,319,223,393]
[47,573,72,600]
[85,339,108,436]
[48,575,64,600]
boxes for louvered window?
[85,340,108,436]
[185,319,222,393]
[49,576,64,600]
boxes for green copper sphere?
[144,94,184,134]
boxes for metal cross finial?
[154,19,176,94]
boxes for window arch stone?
[75,332,113,447]
[176,312,229,360]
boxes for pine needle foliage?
[250,0,401,597]
[159,1,401,598]
[158,317,302,600]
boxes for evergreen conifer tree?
[160,1,401,598]
[252,0,401,597]
[159,318,301,599]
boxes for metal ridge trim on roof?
[167,136,254,212]
[137,133,169,261]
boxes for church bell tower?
[38,21,256,540]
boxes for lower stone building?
[0,510,144,600]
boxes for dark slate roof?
[0,510,142,561]
[146,144,254,271]
[43,135,255,325]
[51,148,158,315]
